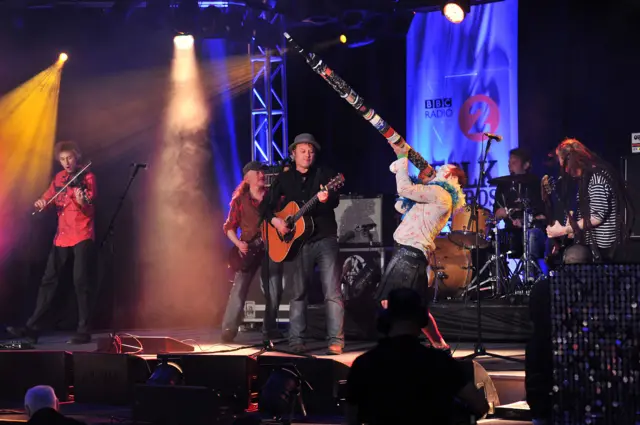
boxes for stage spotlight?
[442,1,470,24]
[259,367,311,419]
[174,34,195,49]
[339,34,347,44]
[147,361,184,386]
[58,53,68,62]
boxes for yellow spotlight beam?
[0,57,65,261]
[0,58,65,203]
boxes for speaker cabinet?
[551,264,640,425]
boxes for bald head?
[24,385,58,418]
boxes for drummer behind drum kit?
[429,174,547,302]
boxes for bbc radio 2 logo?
[424,97,454,118]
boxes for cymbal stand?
[463,226,511,300]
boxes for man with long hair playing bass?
[376,142,468,354]
[546,138,634,263]
[221,161,283,343]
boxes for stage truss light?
[58,52,68,62]
[174,33,195,49]
[339,34,347,44]
[442,1,470,24]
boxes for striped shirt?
[575,170,618,249]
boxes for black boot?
[6,326,39,344]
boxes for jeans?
[27,239,95,334]
[506,227,549,274]
[287,236,344,347]
[221,257,283,339]
[375,245,429,303]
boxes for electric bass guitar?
[228,236,264,273]
[262,174,345,263]
[542,175,577,265]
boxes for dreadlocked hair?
[556,138,635,250]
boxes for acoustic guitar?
[228,236,264,273]
[262,174,345,263]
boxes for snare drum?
[427,236,472,298]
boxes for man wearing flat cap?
[261,133,345,355]
[221,161,283,343]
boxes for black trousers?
[27,239,95,334]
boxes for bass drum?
[427,236,472,298]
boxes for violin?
[33,161,92,215]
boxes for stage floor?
[0,327,530,424]
[1,327,526,370]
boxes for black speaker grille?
[551,264,640,425]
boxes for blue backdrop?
[406,0,519,210]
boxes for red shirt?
[41,169,97,247]
[222,191,262,242]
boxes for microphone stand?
[99,164,145,351]
[462,136,523,363]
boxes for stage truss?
[249,13,288,165]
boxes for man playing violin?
[6,141,96,344]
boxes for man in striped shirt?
[546,139,629,262]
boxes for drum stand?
[461,136,523,364]
[510,207,545,295]
[463,226,511,299]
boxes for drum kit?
[429,174,546,302]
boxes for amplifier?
[622,155,640,238]
[335,194,398,247]
[242,247,390,325]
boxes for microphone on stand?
[130,163,148,169]
[483,133,503,142]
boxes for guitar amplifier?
[622,155,640,238]
[241,247,391,325]
[335,194,398,247]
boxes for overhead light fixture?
[442,0,470,24]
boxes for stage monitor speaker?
[257,355,351,416]
[155,353,258,412]
[551,264,640,425]
[0,351,72,401]
[73,352,153,405]
[335,194,397,247]
[133,384,237,425]
[622,155,640,238]
[96,335,195,354]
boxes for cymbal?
[448,231,491,250]
[489,174,539,186]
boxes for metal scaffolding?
[249,14,288,165]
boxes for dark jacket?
[28,408,86,425]
[261,165,340,242]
